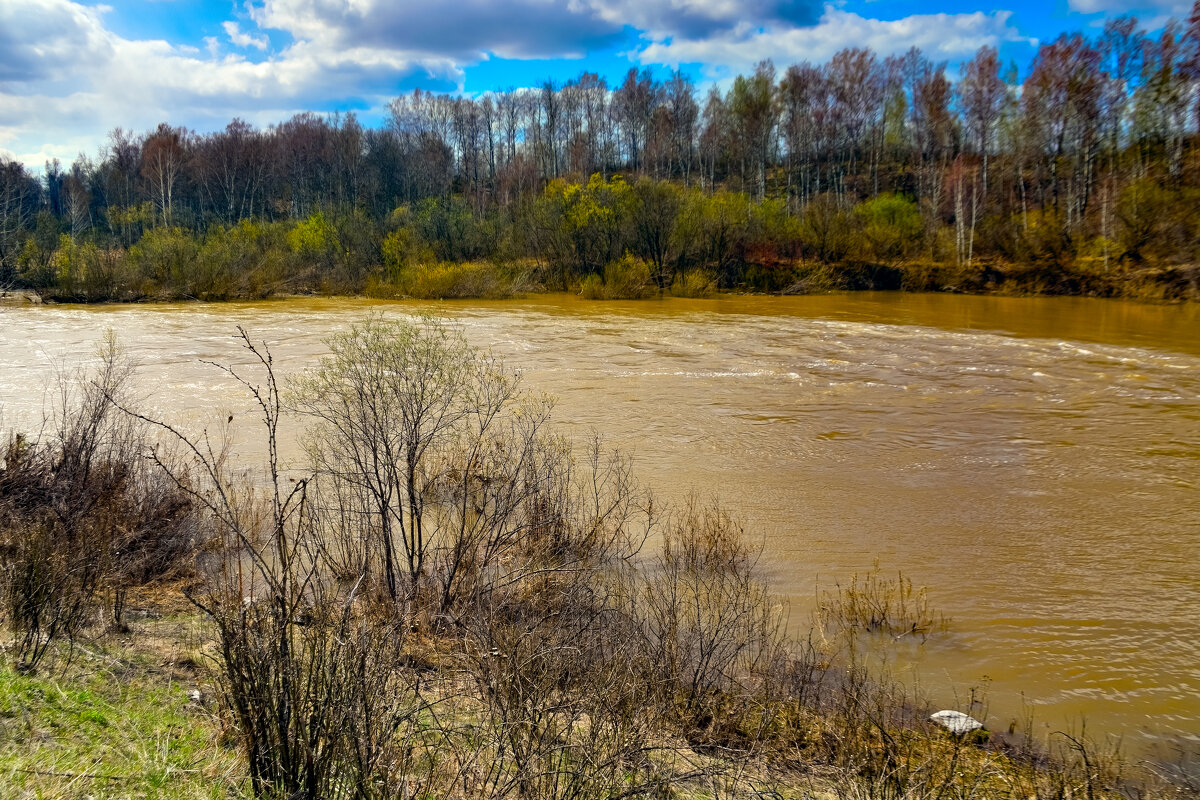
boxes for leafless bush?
[638,497,789,739]
[449,439,672,800]
[291,316,662,638]
[0,499,101,671]
[124,328,486,799]
[462,575,661,800]
[0,334,200,670]
[292,314,558,616]
[206,578,437,798]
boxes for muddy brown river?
[1,292,1198,749]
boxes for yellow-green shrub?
[855,193,923,263]
[669,269,716,298]
[579,253,655,300]
[393,261,512,299]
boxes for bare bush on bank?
[290,314,574,617]
[638,498,790,742]
[107,320,719,799]
[0,333,199,671]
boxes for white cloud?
[1067,0,1189,14]
[638,5,1031,74]
[0,0,462,168]
[248,0,823,60]
[0,0,114,83]
[584,0,821,39]
[223,21,269,51]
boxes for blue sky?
[0,0,1192,168]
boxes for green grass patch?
[0,635,244,800]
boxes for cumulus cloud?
[3,0,831,166]
[0,0,461,166]
[612,0,823,36]
[251,0,617,60]
[1067,0,1189,14]
[223,21,269,51]
[0,0,113,83]
[248,0,824,60]
[638,5,1030,74]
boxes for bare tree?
[141,123,188,226]
[729,61,778,200]
[959,46,1008,197]
[63,159,92,242]
[0,156,36,284]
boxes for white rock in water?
[930,710,984,734]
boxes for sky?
[0,0,1193,170]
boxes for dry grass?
[817,562,948,639]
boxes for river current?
[1,292,1197,748]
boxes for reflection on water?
[1,292,1198,744]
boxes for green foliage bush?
[385,260,514,299]
[1117,176,1177,264]
[689,190,752,285]
[580,253,655,299]
[750,197,803,257]
[381,222,433,278]
[327,208,380,290]
[798,194,853,263]
[15,213,63,290]
[286,211,336,256]
[855,193,923,263]
[669,269,716,298]
[578,273,605,298]
[534,174,633,282]
[630,178,683,288]
[128,226,201,296]
[405,196,496,263]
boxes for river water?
[1,292,1198,748]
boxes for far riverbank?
[7,253,1200,308]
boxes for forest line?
[3,7,1200,302]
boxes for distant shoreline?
[11,261,1197,307]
